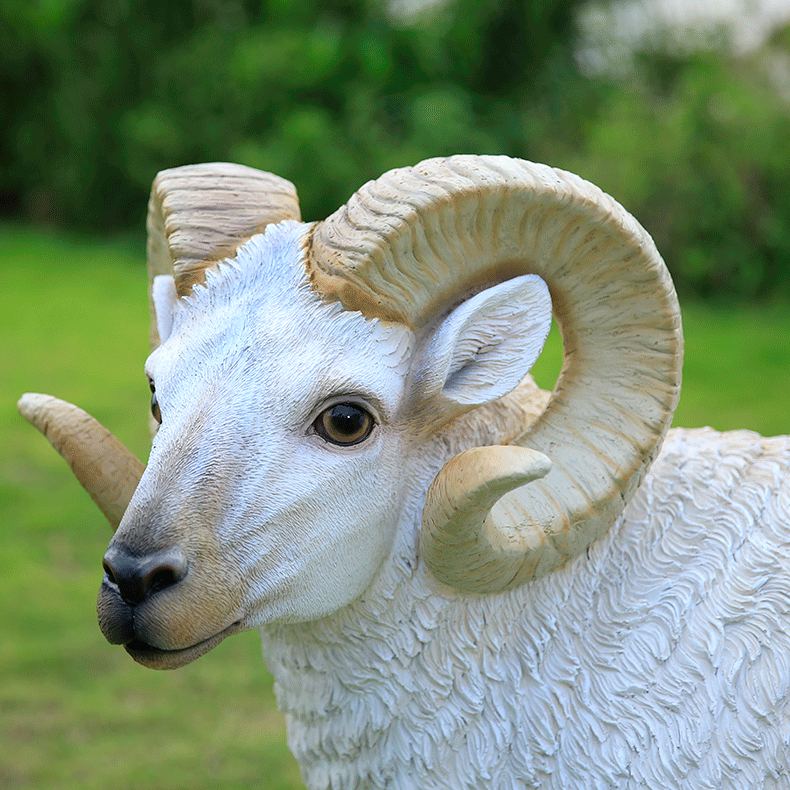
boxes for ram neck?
[259,561,465,788]
[258,534,583,790]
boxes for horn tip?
[462,445,552,486]
[509,446,552,482]
[17,392,55,426]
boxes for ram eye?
[313,403,375,446]
[149,381,162,424]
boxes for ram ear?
[151,275,177,345]
[414,274,551,407]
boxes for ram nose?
[102,544,188,606]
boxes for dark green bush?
[0,0,582,227]
[555,41,790,299]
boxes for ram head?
[19,156,682,670]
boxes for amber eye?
[149,380,161,424]
[313,403,375,446]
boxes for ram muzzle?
[17,392,244,669]
[97,562,243,671]
[98,447,250,669]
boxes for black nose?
[102,544,188,605]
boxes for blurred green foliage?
[559,35,790,300]
[0,0,581,226]
[2,0,789,299]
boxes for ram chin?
[97,582,245,670]
[124,621,242,670]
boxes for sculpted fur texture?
[18,156,790,788]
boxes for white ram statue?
[19,156,790,789]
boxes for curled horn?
[308,155,683,593]
[20,163,301,527]
[147,162,301,346]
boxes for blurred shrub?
[0,0,581,227]
[1,0,789,299]
[555,33,790,300]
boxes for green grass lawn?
[2,225,788,789]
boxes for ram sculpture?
[18,156,790,789]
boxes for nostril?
[102,545,188,606]
[144,559,187,597]
[146,567,176,595]
[102,559,117,586]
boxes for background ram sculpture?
[19,156,790,789]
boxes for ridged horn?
[308,155,683,592]
[147,162,301,348]
[422,446,553,590]
[18,393,144,530]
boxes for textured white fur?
[144,222,790,788]
[262,427,790,789]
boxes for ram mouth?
[124,622,241,670]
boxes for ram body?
[19,157,790,789]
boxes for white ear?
[415,274,551,406]
[152,275,177,344]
